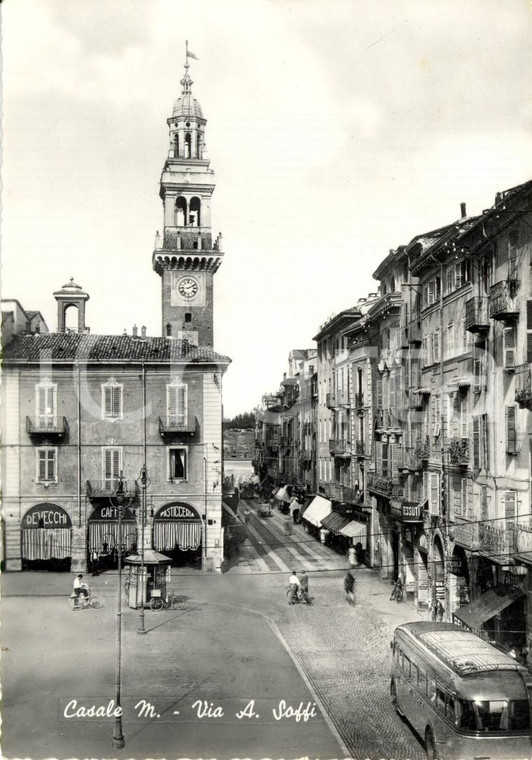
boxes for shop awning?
[298,496,314,517]
[289,497,302,515]
[339,520,367,548]
[302,495,332,527]
[321,512,351,534]
[271,486,280,497]
[453,586,524,631]
[275,485,292,503]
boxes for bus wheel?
[425,728,440,760]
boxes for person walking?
[343,568,356,605]
[348,544,356,568]
[287,570,300,605]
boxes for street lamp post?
[137,465,150,635]
[110,472,133,749]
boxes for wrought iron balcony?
[489,280,519,321]
[86,479,139,502]
[390,500,423,522]
[465,297,490,333]
[367,472,403,499]
[479,520,517,561]
[453,519,481,551]
[515,364,532,409]
[26,416,68,438]
[329,439,351,456]
[512,522,532,561]
[448,437,470,466]
[158,415,198,437]
[413,437,430,460]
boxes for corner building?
[1,60,230,574]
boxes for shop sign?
[155,502,201,521]
[449,555,466,576]
[23,503,72,529]
[89,505,136,521]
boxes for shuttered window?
[429,472,440,515]
[473,357,482,393]
[504,490,517,523]
[103,447,122,488]
[167,382,187,425]
[503,326,516,370]
[505,406,517,454]
[527,299,532,364]
[480,414,489,470]
[508,229,518,279]
[472,416,480,469]
[382,442,389,476]
[433,330,440,363]
[446,323,454,358]
[376,376,383,408]
[481,485,489,522]
[37,384,57,426]
[37,448,57,482]
[102,382,123,419]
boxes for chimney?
[141,325,146,339]
[460,202,467,219]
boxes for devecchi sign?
[23,503,72,529]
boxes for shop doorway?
[153,502,202,567]
[87,504,137,572]
[21,503,72,571]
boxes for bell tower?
[153,48,224,347]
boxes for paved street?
[2,498,426,760]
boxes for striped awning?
[22,528,72,560]
[88,520,137,553]
[320,512,351,534]
[302,495,332,527]
[153,521,201,551]
[339,520,367,548]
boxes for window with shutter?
[446,266,454,295]
[433,330,440,363]
[503,326,516,370]
[167,382,187,425]
[377,376,383,408]
[472,416,480,469]
[36,383,57,427]
[481,485,489,521]
[382,442,389,476]
[480,414,489,470]
[433,395,441,438]
[504,490,517,523]
[376,441,383,475]
[103,447,122,488]
[446,323,454,358]
[429,472,440,515]
[102,381,123,419]
[527,299,532,364]
[37,448,57,482]
[505,406,517,454]
[460,396,468,438]
[473,357,482,393]
[461,477,468,515]
[508,229,518,278]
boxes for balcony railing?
[479,520,517,560]
[453,519,481,551]
[515,364,532,409]
[448,437,470,466]
[329,439,351,456]
[320,482,364,504]
[512,522,532,560]
[336,390,350,407]
[465,297,490,333]
[367,472,404,499]
[159,415,197,436]
[390,500,423,522]
[489,280,519,321]
[86,479,140,501]
[26,416,67,438]
[325,393,336,409]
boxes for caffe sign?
[23,503,72,529]
[155,502,201,521]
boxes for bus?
[390,622,532,760]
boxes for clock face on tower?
[177,276,199,300]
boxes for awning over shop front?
[289,497,302,515]
[275,485,292,503]
[271,486,280,497]
[302,495,332,527]
[339,520,367,548]
[321,512,351,534]
[298,496,314,517]
[453,586,524,631]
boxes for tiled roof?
[2,333,231,365]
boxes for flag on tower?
[187,49,199,60]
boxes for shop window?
[168,447,187,481]
[102,379,123,420]
[36,447,57,483]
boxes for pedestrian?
[355,542,365,566]
[299,570,310,604]
[288,570,300,605]
[348,544,356,568]
[319,527,329,545]
[244,508,250,523]
[343,569,356,604]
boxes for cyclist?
[73,574,89,606]
[287,571,300,605]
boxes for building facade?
[2,60,230,574]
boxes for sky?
[2,0,532,418]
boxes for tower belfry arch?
[53,278,90,333]
[153,48,224,347]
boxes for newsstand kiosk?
[124,549,172,609]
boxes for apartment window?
[472,416,480,469]
[455,260,470,289]
[446,265,455,295]
[459,395,468,438]
[102,379,123,420]
[425,471,440,515]
[103,447,122,489]
[506,406,517,455]
[503,326,516,370]
[423,336,432,367]
[504,490,517,524]
[527,299,532,363]
[508,229,518,279]
[432,329,441,363]
[432,395,441,438]
[36,381,57,427]
[446,322,454,358]
[168,447,187,480]
[36,447,57,483]
[480,413,489,470]
[473,357,483,393]
[167,380,187,425]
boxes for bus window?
[455,699,476,731]
[403,655,411,678]
[476,701,508,731]
[436,687,446,714]
[411,662,418,685]
[456,700,531,732]
[428,679,437,704]
[418,668,427,695]
[510,700,531,731]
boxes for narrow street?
[2,498,426,760]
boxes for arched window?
[189,197,201,227]
[64,304,79,333]
[174,133,179,158]
[196,133,202,158]
[176,197,187,227]
[185,133,192,159]
[391,276,396,293]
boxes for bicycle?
[150,590,186,611]
[69,590,104,610]
[286,586,312,605]
[390,579,404,603]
